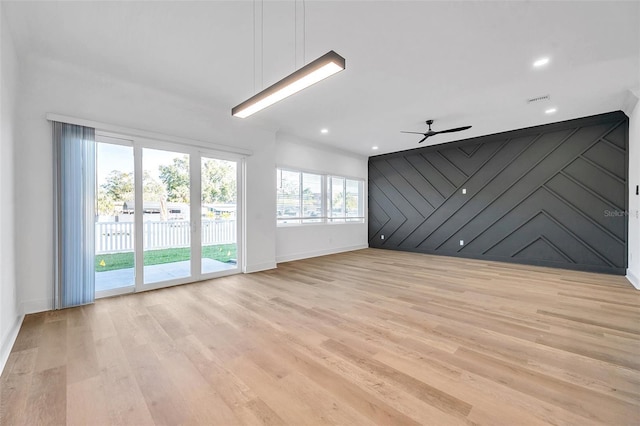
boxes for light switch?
[462,188,467,195]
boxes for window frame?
[328,176,364,223]
[276,167,365,226]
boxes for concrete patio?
[95,258,237,292]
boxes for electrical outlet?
[381,235,385,240]
[459,240,464,246]
[462,188,467,194]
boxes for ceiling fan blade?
[418,135,429,143]
[401,131,427,135]
[433,126,472,135]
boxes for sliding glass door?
[142,148,192,284]
[201,156,238,275]
[95,137,135,294]
[95,135,242,298]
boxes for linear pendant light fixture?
[232,50,346,118]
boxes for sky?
[96,143,186,186]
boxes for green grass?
[95,244,237,272]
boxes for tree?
[202,159,236,204]
[102,170,133,202]
[143,171,166,202]
[97,156,237,217]
[97,188,114,215]
[97,170,133,216]
[159,155,190,203]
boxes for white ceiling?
[4,0,639,156]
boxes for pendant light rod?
[232,50,346,118]
[294,0,306,69]
[294,0,298,69]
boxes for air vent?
[527,94,550,104]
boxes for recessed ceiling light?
[320,128,329,134]
[372,146,379,150]
[533,57,550,68]
[545,107,557,114]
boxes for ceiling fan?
[401,119,472,143]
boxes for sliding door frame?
[96,130,245,297]
[94,134,136,299]
[197,150,244,280]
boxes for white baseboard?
[0,314,25,376]
[276,244,368,264]
[626,269,640,290]
[21,298,52,315]
[244,261,277,274]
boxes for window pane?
[302,173,322,222]
[95,142,135,293]
[276,168,364,225]
[277,169,300,223]
[201,157,238,275]
[142,149,191,284]
[330,177,345,220]
[345,179,361,217]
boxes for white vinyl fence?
[96,220,236,254]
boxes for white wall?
[245,140,277,272]
[275,132,368,263]
[15,55,277,313]
[0,5,22,373]
[627,91,640,289]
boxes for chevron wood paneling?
[368,111,629,274]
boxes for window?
[329,177,344,219]
[330,177,364,222]
[302,173,323,222]
[277,168,364,224]
[277,169,301,221]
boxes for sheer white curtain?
[53,121,96,309]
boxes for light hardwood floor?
[1,248,639,425]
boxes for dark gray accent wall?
[368,111,628,275]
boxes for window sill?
[277,219,365,227]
